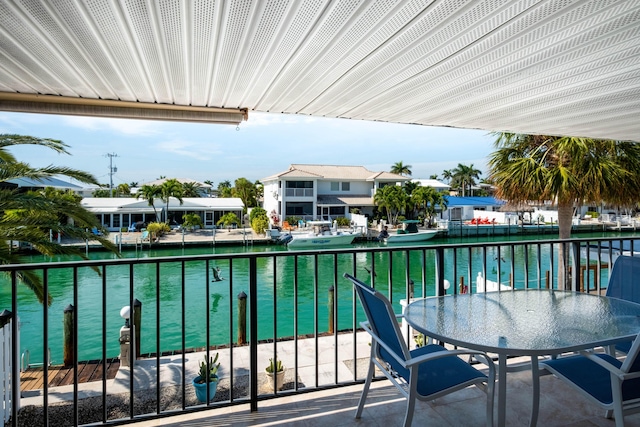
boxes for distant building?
[411,179,450,192]
[81,197,244,231]
[261,164,407,222]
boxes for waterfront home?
[261,164,407,222]
[80,197,244,232]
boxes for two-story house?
[261,164,408,223]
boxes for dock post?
[237,291,247,345]
[63,304,74,366]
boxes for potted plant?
[265,357,285,391]
[192,353,220,403]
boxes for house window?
[341,182,350,191]
[331,182,339,191]
[329,206,344,216]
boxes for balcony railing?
[1,235,635,425]
[284,188,314,197]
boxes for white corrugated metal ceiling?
[0,0,639,140]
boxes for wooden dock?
[20,358,120,392]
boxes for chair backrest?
[344,273,410,371]
[606,256,640,303]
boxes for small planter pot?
[265,369,285,391]
[192,375,218,403]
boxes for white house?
[81,197,244,231]
[411,179,450,192]
[261,164,407,223]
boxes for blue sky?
[0,111,495,188]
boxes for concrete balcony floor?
[132,359,640,427]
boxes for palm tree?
[159,178,184,223]
[232,177,256,212]
[116,183,130,197]
[181,181,202,197]
[441,169,453,184]
[488,133,640,289]
[0,134,118,304]
[390,161,412,176]
[218,180,232,198]
[135,184,161,221]
[128,181,139,188]
[451,163,482,196]
[411,186,448,227]
[429,174,439,180]
[373,185,408,225]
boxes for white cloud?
[61,116,164,136]
[155,138,222,160]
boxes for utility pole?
[105,153,118,197]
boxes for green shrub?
[182,213,204,230]
[251,216,269,234]
[146,221,170,236]
[285,216,301,225]
[336,217,350,227]
[217,212,240,228]
[585,211,600,218]
[249,207,267,222]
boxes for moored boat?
[286,221,356,249]
[384,220,438,244]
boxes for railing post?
[435,247,445,296]
[133,299,142,359]
[249,257,258,412]
[237,291,247,345]
[328,286,334,334]
[571,241,581,292]
[63,304,75,366]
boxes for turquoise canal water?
[3,231,636,365]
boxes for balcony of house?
[2,236,640,426]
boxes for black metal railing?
[1,235,637,425]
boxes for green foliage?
[92,188,111,197]
[336,217,350,227]
[374,185,408,225]
[146,221,170,236]
[265,357,284,373]
[585,211,600,218]
[0,134,120,305]
[285,216,301,225]
[182,213,204,230]
[249,206,267,222]
[249,207,269,234]
[196,353,220,383]
[217,212,240,228]
[251,216,269,234]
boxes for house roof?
[412,179,450,189]
[81,197,243,213]
[444,196,505,207]
[2,1,637,141]
[263,164,406,182]
[6,177,83,190]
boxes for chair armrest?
[579,351,626,380]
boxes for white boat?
[475,272,512,292]
[580,240,640,265]
[286,221,356,249]
[384,220,438,244]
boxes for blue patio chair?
[343,273,495,427]
[540,334,640,427]
[606,256,640,354]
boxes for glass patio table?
[403,289,640,427]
